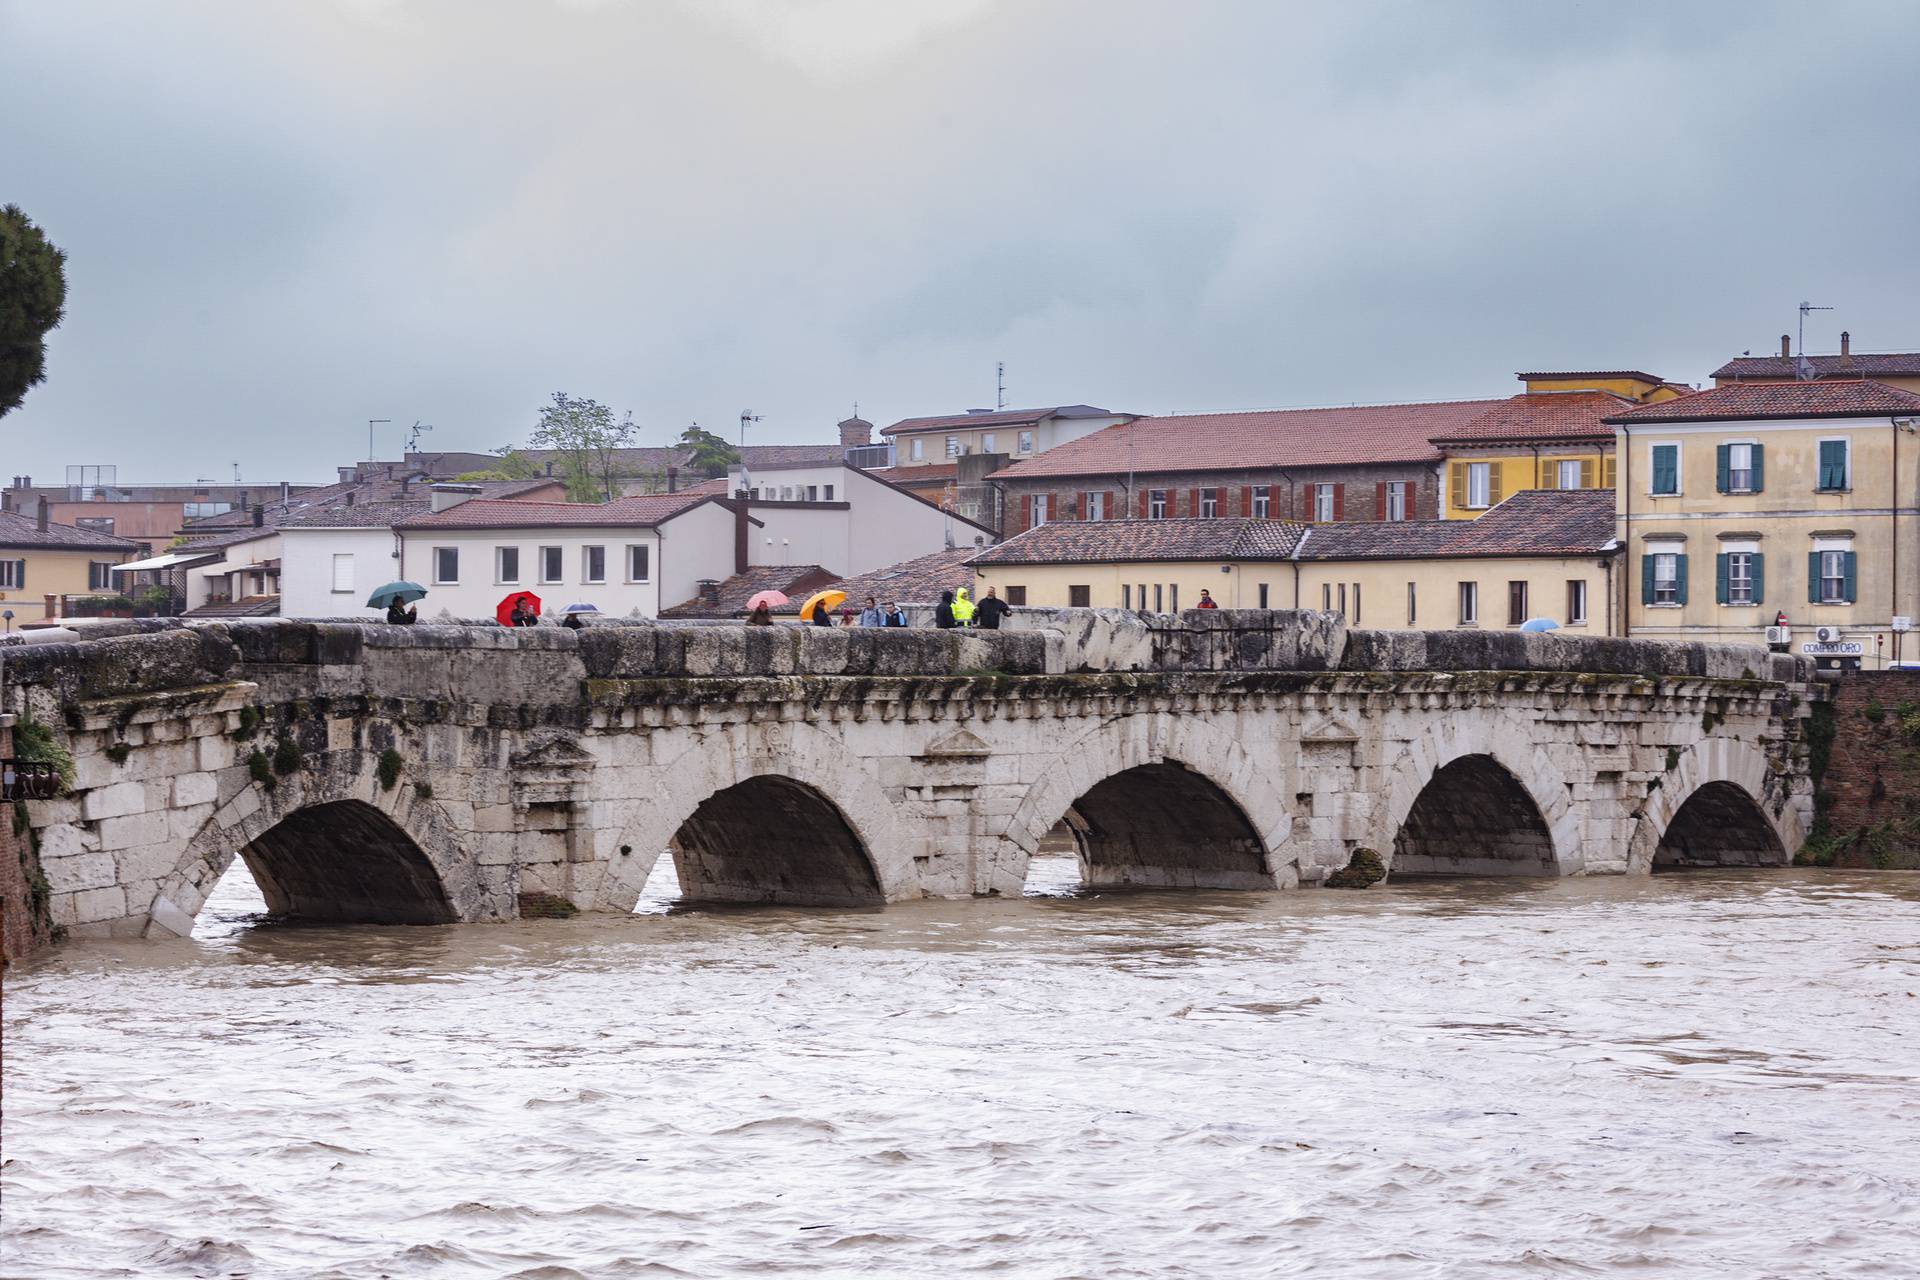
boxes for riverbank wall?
[2,714,58,964]
[1809,672,1920,869]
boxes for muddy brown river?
[5,861,1919,1278]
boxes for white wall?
[655,499,738,608]
[280,528,401,618]
[184,532,280,608]
[397,526,673,619]
[734,464,988,576]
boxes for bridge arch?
[148,753,481,937]
[1629,738,1797,871]
[601,721,910,909]
[1382,714,1576,877]
[1004,713,1290,892]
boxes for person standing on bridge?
[1196,589,1219,609]
[934,589,958,629]
[386,600,417,625]
[881,600,908,627]
[746,602,774,626]
[950,587,976,627]
[857,596,884,626]
[810,597,834,627]
[973,586,1009,630]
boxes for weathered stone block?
[172,771,219,808]
[45,849,118,892]
[81,780,148,822]
[71,885,129,924]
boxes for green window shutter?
[1651,445,1676,494]
[1715,444,1730,494]
[1640,555,1655,605]
[1715,553,1730,604]
[1673,553,1688,605]
[1843,550,1857,603]
[1751,553,1765,605]
[1808,551,1822,603]
[1818,440,1846,489]
[14,559,23,589]
[1750,443,1764,493]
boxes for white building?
[277,499,421,618]
[730,460,996,576]
[879,404,1135,467]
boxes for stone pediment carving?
[511,738,598,771]
[919,728,992,759]
[1300,716,1360,744]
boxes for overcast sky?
[3,0,1917,484]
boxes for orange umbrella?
[497,590,542,625]
[795,589,846,622]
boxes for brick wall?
[996,463,1438,535]
[1816,672,1920,868]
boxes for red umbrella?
[497,590,542,625]
[744,589,789,612]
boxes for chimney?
[1840,330,1851,357]
[0,491,10,513]
[252,505,265,528]
[838,415,872,447]
[731,498,750,574]
[343,491,355,507]
[400,476,411,495]
[430,483,482,513]
[696,578,721,605]
[666,465,678,493]
[37,497,50,532]
[280,480,291,502]
[338,467,356,485]
[1781,334,1792,358]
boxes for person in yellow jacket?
[950,587,977,626]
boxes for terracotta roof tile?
[971,517,1308,566]
[1712,352,1920,381]
[1430,391,1632,446]
[880,405,1123,437]
[395,491,719,530]
[0,509,144,552]
[1605,380,1920,424]
[988,399,1508,481]
[780,548,980,610]
[658,564,838,618]
[1297,489,1616,560]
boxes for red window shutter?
[1376,482,1387,521]
[1236,485,1249,516]
[1332,483,1345,521]
[1189,488,1201,517]
[1136,487,1148,518]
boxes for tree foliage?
[0,204,69,418]
[528,393,638,501]
[678,424,741,478]
[454,447,545,483]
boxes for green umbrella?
[366,581,428,608]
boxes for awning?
[112,550,222,573]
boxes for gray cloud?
[3,0,1916,481]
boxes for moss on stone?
[271,736,303,777]
[1325,847,1386,889]
[248,749,276,791]
[12,715,75,793]
[104,741,132,765]
[413,781,434,800]
[231,705,263,741]
[377,748,404,791]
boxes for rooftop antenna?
[367,418,391,462]
[996,361,1006,411]
[739,410,762,447]
[406,420,433,453]
[1797,301,1833,379]
[231,461,241,483]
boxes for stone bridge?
[0,611,1822,940]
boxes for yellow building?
[970,490,1620,634]
[0,501,143,626]
[1608,380,1920,667]
[1434,372,1685,519]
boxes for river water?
[5,860,1919,1279]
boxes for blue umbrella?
[1518,617,1560,633]
[367,581,428,608]
[563,603,601,614]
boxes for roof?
[1712,352,1920,381]
[657,564,838,619]
[0,509,144,552]
[281,498,435,529]
[1517,370,1666,384]
[989,398,1507,481]
[880,405,1122,437]
[1297,489,1617,560]
[1430,391,1632,446]
[861,463,959,487]
[1604,379,1920,424]
[184,594,281,618]
[395,491,720,531]
[779,548,981,611]
[183,476,561,535]
[520,442,847,476]
[972,517,1308,566]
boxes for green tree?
[527,393,638,501]
[454,446,545,482]
[679,424,740,478]
[0,205,69,418]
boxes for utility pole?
[368,418,391,463]
[996,362,1006,411]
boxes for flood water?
[5,859,1919,1279]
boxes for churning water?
[5,862,1919,1278]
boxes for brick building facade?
[1815,672,1920,868]
[997,462,1440,535]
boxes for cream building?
[1607,380,1920,666]
[0,501,142,625]
[880,404,1134,467]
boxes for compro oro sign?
[1800,640,1865,657]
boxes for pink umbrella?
[744,590,789,611]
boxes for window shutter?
[1487,462,1503,506]
[1332,484,1345,521]
[1536,456,1549,489]
[1819,440,1844,489]
[1715,553,1730,604]
[1652,446,1675,494]
[1641,555,1655,605]
[1375,482,1388,520]
[1449,462,1466,512]
[1750,443,1764,493]
[15,559,24,589]
[1715,443,1730,494]
[1136,488,1148,518]
[1602,454,1617,490]
[1808,551,1821,603]
[1189,488,1201,517]
[1673,554,1688,605]
[1580,458,1595,489]
[1300,484,1314,521]
[1843,550,1857,603]
[1751,554,1764,604]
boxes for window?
[1557,459,1584,490]
[982,433,996,453]
[627,545,650,582]
[1406,581,1417,625]
[1643,550,1686,606]
[433,547,459,584]
[1718,442,1762,494]
[1169,585,1178,612]
[1018,431,1033,453]
[1351,583,1361,624]
[911,438,925,461]
[1314,483,1335,522]
[1005,586,1026,606]
[1136,583,1146,610]
[823,485,834,501]
[1508,580,1528,626]
[1812,548,1855,604]
[1466,463,1491,508]
[1199,488,1219,518]
[0,560,21,588]
[1257,583,1270,609]
[1153,584,1163,612]
[1458,581,1478,625]
[496,546,519,584]
[1251,485,1271,518]
[805,486,818,502]
[1029,494,1051,526]
[1148,489,1167,519]
[1567,579,1588,625]
[1716,551,1761,606]
[1122,584,1131,609]
[540,546,563,583]
[1817,439,1850,491]
[1649,443,1679,495]
[1322,583,1332,610]
[1083,492,1105,521]
[945,435,961,458]
[181,502,232,519]
[331,553,354,593]
[1385,482,1407,522]
[583,545,606,583]
[1068,585,1091,608]
[89,561,116,590]
[75,516,115,534]
[1337,583,1346,617]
